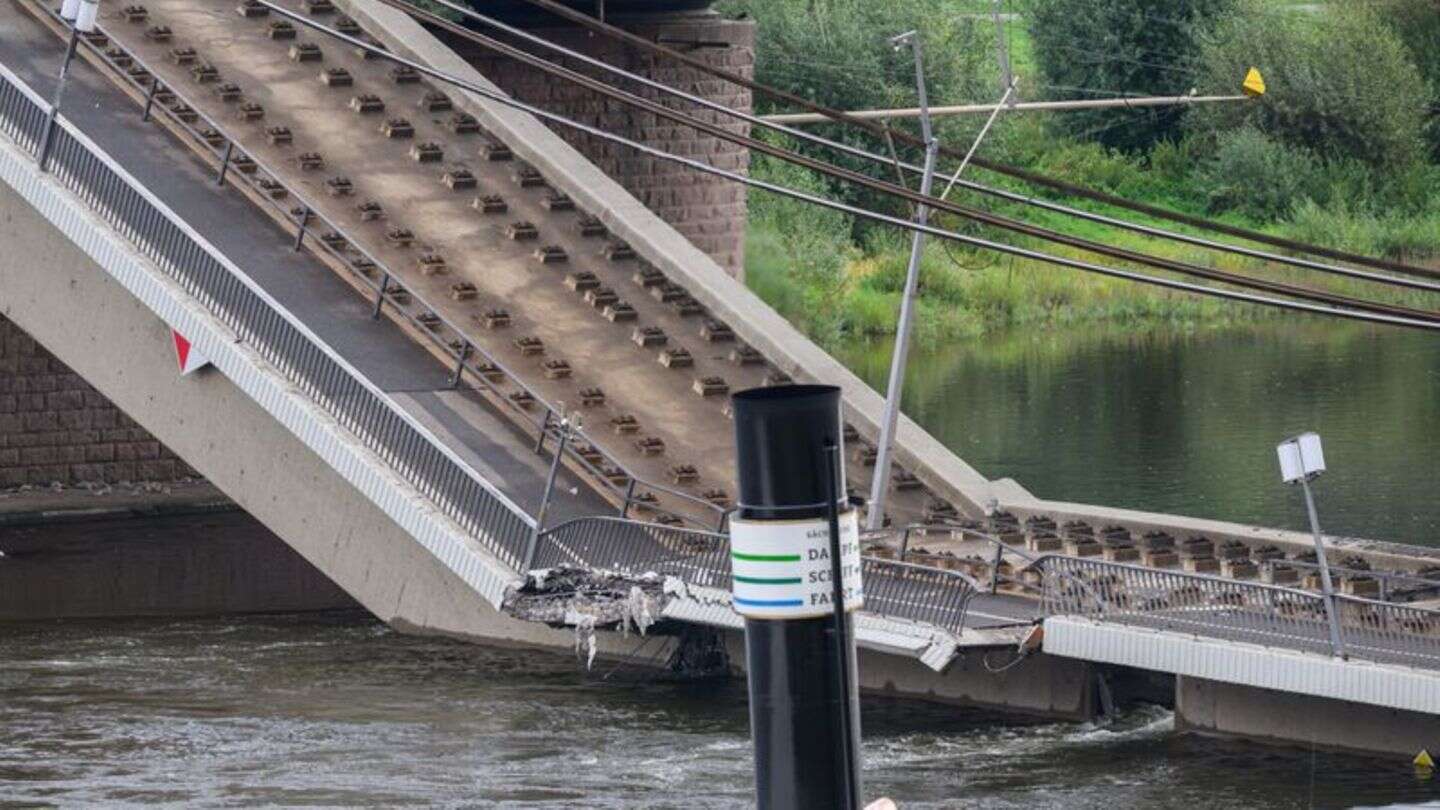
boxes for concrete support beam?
[1177,675,1440,758]
[0,134,639,658]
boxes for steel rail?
[49,11,725,531]
[506,0,1440,282]
[398,0,1440,296]
[256,6,1440,332]
[360,0,1440,324]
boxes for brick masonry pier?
[0,315,195,487]
[436,10,755,277]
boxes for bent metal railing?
[1040,556,1440,672]
[0,59,536,568]
[534,516,981,635]
[46,11,724,532]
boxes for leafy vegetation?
[1022,0,1235,151]
[714,0,1440,344]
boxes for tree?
[1190,1,1431,172]
[1022,0,1236,151]
[1374,0,1440,159]
[715,0,993,218]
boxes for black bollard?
[731,385,864,810]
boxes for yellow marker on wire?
[1415,750,1435,771]
[1243,67,1267,98]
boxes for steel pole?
[37,28,81,172]
[524,416,569,571]
[733,385,862,810]
[1300,477,1346,658]
[823,441,860,810]
[868,35,937,531]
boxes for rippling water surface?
[3,615,1439,808]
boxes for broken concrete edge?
[335,3,1423,566]
[657,576,965,672]
[339,0,1001,519]
[0,119,521,612]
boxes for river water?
[840,321,1440,546]
[3,614,1439,808]
[4,322,1439,808]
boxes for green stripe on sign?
[732,552,802,562]
[734,575,804,585]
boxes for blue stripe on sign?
[734,597,805,608]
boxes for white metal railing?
[0,58,537,568]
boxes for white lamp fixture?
[74,0,100,33]
[1276,432,1326,484]
[1274,430,1345,658]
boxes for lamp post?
[1276,432,1345,658]
[38,0,99,172]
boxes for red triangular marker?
[172,329,210,376]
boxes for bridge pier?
[433,8,755,278]
[1176,676,1440,758]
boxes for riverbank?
[743,144,1440,345]
[731,0,1440,344]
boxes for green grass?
[735,0,1440,344]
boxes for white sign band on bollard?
[730,510,863,619]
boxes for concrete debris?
[503,566,673,668]
[571,613,597,670]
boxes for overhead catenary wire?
[355,0,1440,323]
[254,2,1440,333]
[393,0,1440,295]
[504,0,1440,281]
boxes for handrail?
[1276,558,1440,602]
[0,56,538,566]
[51,10,724,531]
[1039,555,1440,671]
[533,516,981,634]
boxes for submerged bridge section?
[3,0,1440,757]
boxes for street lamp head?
[1277,432,1326,485]
[74,0,100,32]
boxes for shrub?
[714,0,993,217]
[747,145,858,346]
[1198,126,1324,221]
[1021,0,1236,151]
[1374,0,1440,159]
[1191,2,1430,171]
